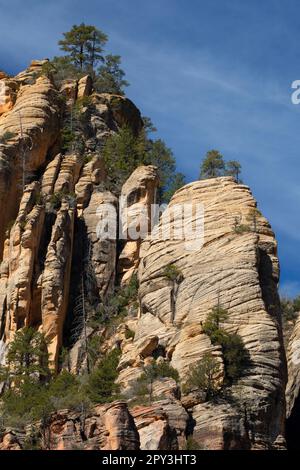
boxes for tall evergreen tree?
[226,160,242,183]
[58,23,107,72]
[95,54,129,95]
[200,150,225,179]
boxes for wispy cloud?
[0,0,299,289]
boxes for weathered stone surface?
[0,431,23,450]
[41,200,75,367]
[91,94,143,136]
[118,165,159,284]
[119,177,286,449]
[83,191,117,300]
[41,153,62,196]
[285,314,300,448]
[0,402,139,450]
[131,405,173,450]
[0,74,61,258]
[77,75,93,99]
[286,316,300,417]
[131,398,188,450]
[53,154,82,194]
[75,155,105,213]
[0,78,19,115]
[0,182,45,341]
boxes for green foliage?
[183,352,221,399]
[0,370,88,429]
[163,264,183,282]
[90,274,139,327]
[85,348,121,403]
[200,150,242,182]
[86,335,103,369]
[144,138,186,203]
[102,126,147,192]
[203,306,248,383]
[1,379,51,427]
[294,296,300,312]
[0,327,50,388]
[102,125,185,200]
[49,56,83,82]
[61,126,76,153]
[133,361,179,402]
[185,436,206,450]
[203,306,229,340]
[139,361,179,386]
[125,328,135,340]
[95,54,129,95]
[221,333,247,381]
[162,172,186,203]
[0,131,16,144]
[226,160,242,182]
[58,23,107,72]
[22,426,42,450]
[200,150,226,179]
[233,219,251,234]
[48,190,76,210]
[281,296,300,322]
[246,208,261,232]
[35,61,57,80]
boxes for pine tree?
[58,23,107,72]
[200,150,225,179]
[0,327,50,389]
[226,160,242,183]
[95,54,129,95]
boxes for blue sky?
[0,0,300,297]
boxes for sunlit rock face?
[117,177,286,449]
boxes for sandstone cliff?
[0,60,294,451]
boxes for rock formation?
[285,315,300,448]
[117,177,287,449]
[0,401,140,450]
[0,60,294,451]
[0,61,145,369]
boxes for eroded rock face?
[0,62,145,372]
[285,315,300,448]
[0,71,61,258]
[83,191,118,300]
[0,61,290,451]
[41,200,75,367]
[0,402,139,450]
[118,177,286,449]
[286,318,300,416]
[118,165,159,284]
[0,182,45,339]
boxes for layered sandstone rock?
[41,199,75,367]
[117,176,286,449]
[285,315,300,448]
[0,78,19,115]
[83,191,118,299]
[118,165,159,284]
[0,72,61,257]
[0,182,45,340]
[0,402,139,450]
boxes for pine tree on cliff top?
[58,23,107,72]
[200,149,226,179]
